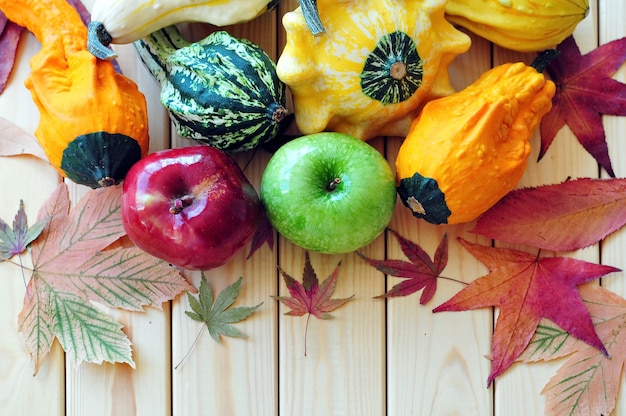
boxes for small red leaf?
[274,252,353,355]
[472,178,626,251]
[0,199,48,259]
[357,230,447,304]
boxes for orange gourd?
[0,0,149,188]
[395,61,556,225]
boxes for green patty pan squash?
[276,0,471,140]
[395,62,556,225]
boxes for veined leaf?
[0,199,48,260]
[357,229,447,303]
[472,178,626,252]
[52,290,133,368]
[274,252,353,355]
[433,238,619,386]
[0,117,48,161]
[521,322,572,361]
[520,286,626,416]
[185,275,262,343]
[17,183,194,374]
[540,36,626,177]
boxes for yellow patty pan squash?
[445,0,589,52]
[276,0,471,140]
[395,62,556,225]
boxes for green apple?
[260,132,397,254]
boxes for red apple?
[121,145,261,270]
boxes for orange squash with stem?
[0,0,149,188]
[395,55,557,225]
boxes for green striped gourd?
[134,26,288,152]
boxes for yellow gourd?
[276,0,471,140]
[445,0,589,52]
[395,61,556,225]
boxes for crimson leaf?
[540,36,626,177]
[433,238,619,386]
[247,209,274,259]
[357,229,447,304]
[0,17,23,94]
[472,178,626,252]
[274,251,353,355]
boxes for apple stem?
[170,194,194,214]
[327,178,341,191]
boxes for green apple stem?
[327,178,341,191]
[170,194,194,214]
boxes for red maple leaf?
[472,178,626,252]
[539,35,626,177]
[357,229,447,304]
[433,238,619,386]
[274,251,353,355]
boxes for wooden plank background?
[0,0,623,414]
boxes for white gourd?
[87,0,278,60]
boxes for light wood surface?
[0,0,623,415]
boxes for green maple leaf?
[185,275,262,343]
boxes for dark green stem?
[531,49,560,73]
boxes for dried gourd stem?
[272,105,289,122]
[87,21,118,60]
[299,0,325,35]
[98,177,117,188]
[390,61,407,80]
[531,49,560,73]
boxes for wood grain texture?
[598,1,626,415]
[59,1,173,413]
[1,0,625,415]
